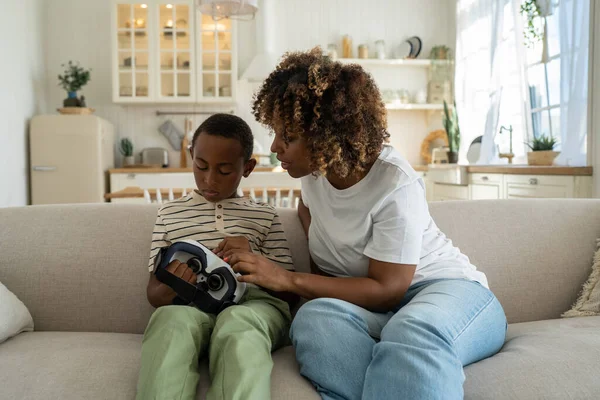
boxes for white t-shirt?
[301,145,488,288]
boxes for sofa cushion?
[0,280,33,344]
[563,240,600,317]
[464,316,600,399]
[0,332,318,400]
[2,318,599,400]
[0,332,141,400]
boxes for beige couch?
[1,200,600,399]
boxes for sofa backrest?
[0,204,310,334]
[0,200,598,333]
[428,199,600,323]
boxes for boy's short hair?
[192,114,254,161]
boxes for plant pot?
[527,150,559,166]
[63,91,79,107]
[124,156,135,166]
[447,151,459,164]
[537,0,553,17]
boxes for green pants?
[136,287,291,400]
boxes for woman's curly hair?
[252,47,389,178]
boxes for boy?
[137,114,298,400]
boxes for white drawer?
[503,174,573,187]
[504,175,574,199]
[432,183,469,201]
[469,173,503,185]
[470,184,502,200]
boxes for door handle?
[481,176,489,181]
[529,178,538,185]
[32,166,57,172]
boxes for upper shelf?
[338,58,453,67]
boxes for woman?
[226,48,506,400]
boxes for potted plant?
[58,61,91,107]
[119,138,135,166]
[520,0,553,48]
[526,134,559,165]
[443,101,461,164]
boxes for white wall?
[0,0,47,207]
[247,0,457,164]
[43,0,456,167]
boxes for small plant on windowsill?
[526,134,560,166]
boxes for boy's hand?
[214,236,251,259]
[166,260,197,284]
[147,260,197,308]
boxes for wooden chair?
[106,186,301,208]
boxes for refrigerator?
[30,115,115,204]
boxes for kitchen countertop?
[465,165,593,176]
[109,166,284,174]
[113,165,433,174]
[420,164,592,176]
[109,165,593,176]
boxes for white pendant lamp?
[197,0,258,20]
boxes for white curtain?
[478,88,503,163]
[554,0,590,166]
[476,0,506,164]
[455,0,521,164]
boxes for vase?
[124,156,135,166]
[527,151,559,166]
[537,0,553,17]
[63,91,79,107]
[447,151,459,164]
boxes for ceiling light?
[197,0,258,21]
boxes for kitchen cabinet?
[424,170,593,202]
[415,170,434,202]
[469,173,504,200]
[503,175,592,199]
[422,163,595,201]
[112,0,237,104]
[430,183,469,202]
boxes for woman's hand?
[214,236,252,258]
[226,252,293,292]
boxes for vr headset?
[154,240,246,314]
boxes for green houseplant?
[119,138,135,166]
[520,0,553,49]
[58,61,91,107]
[526,134,559,165]
[443,101,461,164]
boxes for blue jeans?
[290,279,507,400]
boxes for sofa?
[1,200,599,399]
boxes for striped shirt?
[148,190,294,273]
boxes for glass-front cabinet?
[112,0,236,103]
[115,3,151,100]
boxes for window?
[524,3,561,147]
[455,0,528,162]
[456,0,588,165]
[494,1,527,160]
